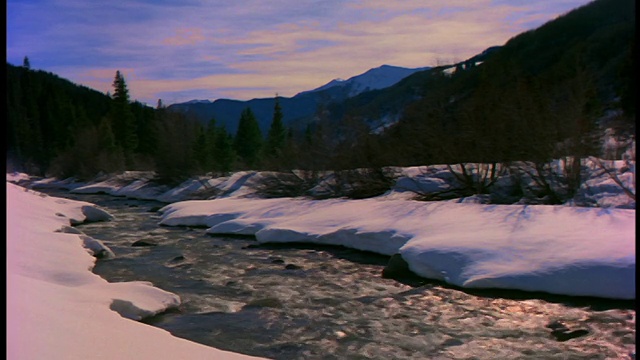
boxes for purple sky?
[7,0,593,106]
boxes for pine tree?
[205,118,218,169]
[130,100,158,157]
[213,126,235,173]
[98,117,118,151]
[234,107,263,168]
[112,70,129,103]
[264,95,287,166]
[23,56,30,69]
[193,125,209,172]
[109,70,138,161]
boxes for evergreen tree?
[205,118,218,169]
[213,126,235,173]
[264,95,287,166]
[153,112,200,184]
[98,117,118,151]
[23,56,30,69]
[234,107,263,168]
[193,124,209,172]
[109,70,138,159]
[112,70,129,102]
[130,100,158,158]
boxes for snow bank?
[6,182,267,360]
[21,157,635,209]
[28,176,88,190]
[20,157,635,209]
[6,171,31,183]
[159,197,635,299]
[64,171,266,202]
[390,159,635,208]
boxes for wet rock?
[547,320,589,341]
[94,249,111,259]
[166,255,190,268]
[335,330,348,339]
[81,205,114,222]
[148,206,162,212]
[56,225,84,235]
[131,240,158,247]
[382,254,412,278]
[270,258,285,264]
[442,338,464,347]
[355,295,379,304]
[242,244,261,249]
[546,320,569,331]
[284,264,302,270]
[551,329,590,342]
[80,235,116,259]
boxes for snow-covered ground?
[6,182,267,360]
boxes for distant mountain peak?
[184,99,212,104]
[296,64,430,98]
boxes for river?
[39,189,635,360]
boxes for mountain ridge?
[167,64,431,134]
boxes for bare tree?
[589,154,636,201]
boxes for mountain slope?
[167,65,430,134]
[317,47,501,132]
[370,0,635,166]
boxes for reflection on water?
[45,190,635,360]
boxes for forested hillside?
[7,63,189,182]
[323,0,635,169]
[7,63,112,173]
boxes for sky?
[7,0,594,106]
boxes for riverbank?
[8,168,636,300]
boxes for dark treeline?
[6,0,635,191]
[6,62,330,184]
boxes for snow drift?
[158,197,635,300]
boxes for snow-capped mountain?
[183,99,213,104]
[296,64,430,98]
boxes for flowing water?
[41,189,635,360]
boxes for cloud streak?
[7,0,593,105]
